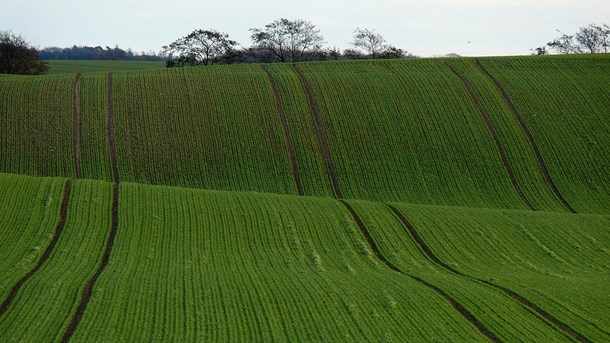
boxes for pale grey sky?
[2,0,608,57]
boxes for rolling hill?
[0,54,609,341]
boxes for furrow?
[0,180,72,316]
[72,74,82,179]
[339,200,502,343]
[386,203,591,343]
[445,61,535,211]
[261,64,304,196]
[473,59,577,214]
[291,64,343,199]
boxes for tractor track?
[386,203,591,343]
[473,59,576,214]
[445,61,535,211]
[339,200,501,343]
[0,180,72,317]
[261,64,304,196]
[72,74,82,179]
[62,73,121,342]
[61,182,119,342]
[291,64,343,199]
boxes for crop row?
[0,74,75,178]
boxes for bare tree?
[540,23,610,54]
[250,18,325,62]
[575,24,610,53]
[0,31,48,75]
[351,28,387,59]
[163,29,238,66]
[546,30,578,54]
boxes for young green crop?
[386,201,610,341]
[70,182,487,342]
[0,74,75,178]
[0,173,66,301]
[0,178,113,342]
[477,55,610,214]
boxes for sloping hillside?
[1,55,608,212]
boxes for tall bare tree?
[351,28,387,59]
[250,18,325,62]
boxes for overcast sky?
[2,0,608,57]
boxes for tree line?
[39,45,164,61]
[163,19,414,67]
[2,20,609,75]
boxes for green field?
[44,60,165,74]
[0,55,609,341]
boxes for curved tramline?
[444,61,535,211]
[475,56,610,213]
[385,203,590,342]
[339,200,501,342]
[474,59,576,213]
[384,201,610,341]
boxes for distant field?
[44,60,166,74]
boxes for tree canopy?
[163,29,238,66]
[250,19,325,62]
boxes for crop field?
[0,54,609,341]
[44,60,165,75]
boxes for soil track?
[473,59,576,214]
[386,204,591,343]
[445,61,535,211]
[0,180,72,317]
[106,72,119,183]
[72,74,82,179]
[339,200,501,342]
[261,65,304,196]
[291,64,343,199]
[61,182,119,343]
